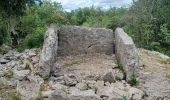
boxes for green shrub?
[116,61,126,80]
[25,26,47,49]
[128,73,139,86]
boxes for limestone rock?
[68,87,101,100]
[64,74,78,86]
[58,26,113,56]
[103,72,115,83]
[95,80,104,89]
[49,89,68,100]
[13,70,30,80]
[39,24,58,79]
[17,81,41,100]
[42,90,55,98]
[86,80,96,89]
[75,82,88,90]
[0,58,10,64]
[49,82,68,90]
[128,87,144,100]
[96,81,144,100]
[115,28,139,81]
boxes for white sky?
[53,0,133,12]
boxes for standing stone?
[58,26,113,56]
[115,28,139,81]
[39,24,58,79]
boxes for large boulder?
[38,24,58,79]
[57,26,114,56]
[115,28,139,81]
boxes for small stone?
[0,71,5,77]
[104,82,110,86]
[32,56,39,64]
[95,80,104,89]
[7,78,19,87]
[76,82,88,90]
[13,70,30,80]
[86,80,96,89]
[64,74,77,86]
[42,90,55,98]
[17,81,41,100]
[103,72,115,83]
[115,69,124,81]
[128,87,144,100]
[50,89,68,100]
[0,58,10,64]
[27,75,44,85]
[49,82,68,90]
[68,88,100,100]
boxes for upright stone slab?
[39,24,58,79]
[115,28,139,81]
[58,26,113,56]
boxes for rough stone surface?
[50,89,68,100]
[17,81,41,100]
[75,82,88,90]
[39,24,58,79]
[68,87,101,100]
[139,72,170,99]
[64,74,78,86]
[13,70,30,80]
[115,27,139,81]
[103,72,115,83]
[58,26,113,56]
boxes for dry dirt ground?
[138,49,170,99]
[56,49,170,99]
[56,53,117,80]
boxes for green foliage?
[128,73,139,86]
[24,26,47,49]
[116,61,126,80]
[122,0,170,56]
[67,7,126,29]
[120,96,128,100]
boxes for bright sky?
[54,0,133,12]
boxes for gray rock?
[39,24,58,79]
[17,81,41,100]
[0,71,5,77]
[96,81,144,100]
[42,90,55,98]
[86,80,96,89]
[115,28,139,81]
[13,70,30,80]
[64,74,78,86]
[50,76,65,84]
[27,75,44,85]
[0,77,8,85]
[147,50,170,60]
[49,82,68,90]
[50,89,68,100]
[128,87,144,100]
[103,72,115,83]
[0,58,10,64]
[114,69,124,81]
[32,56,39,64]
[95,80,104,89]
[76,82,88,90]
[58,26,113,56]
[68,87,101,100]
[7,78,19,87]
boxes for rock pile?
[0,49,145,100]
